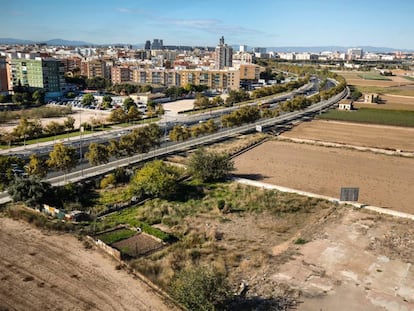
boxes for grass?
[317,108,414,127]
[357,73,392,81]
[351,85,414,97]
[402,76,414,82]
[96,228,136,244]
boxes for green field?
[357,73,392,81]
[352,85,414,97]
[317,108,414,127]
[95,228,136,244]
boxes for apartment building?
[81,59,108,79]
[10,57,66,94]
[214,36,233,69]
[0,56,9,94]
[111,66,131,84]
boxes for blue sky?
[1,0,413,48]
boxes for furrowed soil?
[280,119,414,152]
[233,140,414,213]
[0,216,177,311]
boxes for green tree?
[44,121,65,137]
[127,105,142,123]
[102,94,113,108]
[32,90,45,105]
[108,107,127,123]
[107,139,123,158]
[64,116,75,131]
[193,93,210,109]
[8,176,51,208]
[188,148,234,182]
[123,97,135,111]
[211,95,224,106]
[85,143,109,166]
[0,155,24,190]
[12,93,25,105]
[13,117,43,142]
[26,154,48,178]
[169,125,190,142]
[170,265,230,311]
[82,93,95,106]
[46,143,77,175]
[86,77,111,90]
[129,160,181,199]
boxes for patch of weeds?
[294,237,308,245]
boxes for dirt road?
[0,217,178,311]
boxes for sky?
[1,0,414,49]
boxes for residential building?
[0,56,9,94]
[81,59,108,79]
[111,66,131,84]
[239,45,247,52]
[10,57,66,94]
[347,48,363,60]
[214,36,233,69]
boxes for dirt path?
[0,217,178,311]
[234,140,414,213]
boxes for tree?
[85,143,109,166]
[86,77,111,90]
[123,97,135,112]
[46,143,77,175]
[170,265,230,311]
[169,125,191,142]
[188,148,234,182]
[129,160,181,199]
[193,93,210,109]
[32,90,45,105]
[107,139,123,158]
[8,176,51,208]
[108,107,127,123]
[64,116,75,131]
[102,94,113,108]
[12,93,25,105]
[82,93,95,106]
[127,106,141,123]
[44,121,65,137]
[0,155,24,190]
[26,154,48,178]
[211,95,224,106]
[13,117,43,142]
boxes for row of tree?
[251,78,309,99]
[221,105,261,128]
[168,119,218,142]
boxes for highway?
[0,80,318,159]
[0,82,345,205]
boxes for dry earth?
[234,140,414,213]
[280,120,414,152]
[354,94,414,111]
[1,108,111,133]
[0,217,178,311]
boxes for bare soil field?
[234,140,414,213]
[354,94,414,111]
[346,79,407,87]
[1,108,110,133]
[280,119,414,151]
[0,216,177,311]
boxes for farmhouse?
[364,93,380,103]
[338,99,353,110]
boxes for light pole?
[79,109,84,176]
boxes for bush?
[170,265,230,311]
[100,174,116,189]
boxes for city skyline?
[1,0,414,49]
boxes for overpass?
[0,86,348,205]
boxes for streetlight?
[79,109,84,176]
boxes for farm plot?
[233,140,414,213]
[280,119,414,152]
[112,232,164,257]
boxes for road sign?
[340,187,359,202]
[256,125,262,132]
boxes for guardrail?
[47,86,348,187]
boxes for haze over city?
[1,0,414,49]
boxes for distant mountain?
[45,38,93,46]
[0,37,93,46]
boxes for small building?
[338,99,353,110]
[364,93,379,103]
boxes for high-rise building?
[0,56,9,94]
[239,45,247,52]
[214,36,233,69]
[11,58,66,94]
[253,47,266,54]
[81,59,108,79]
[144,40,151,50]
[347,48,363,60]
[152,39,164,50]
